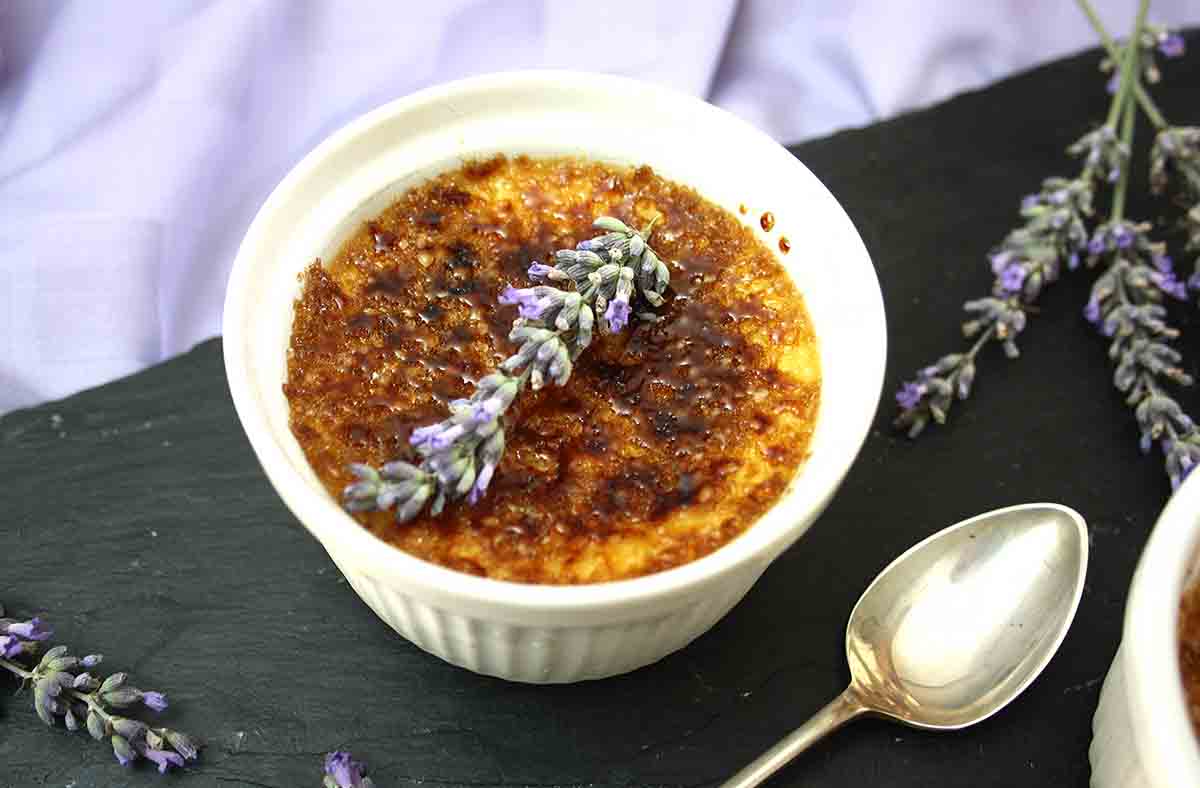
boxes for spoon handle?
[721,687,867,788]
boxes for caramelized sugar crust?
[285,155,819,584]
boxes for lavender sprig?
[324,750,377,788]
[0,602,198,773]
[898,2,1200,490]
[343,216,671,522]
[1150,126,1200,288]
[892,133,1107,437]
[1084,222,1200,488]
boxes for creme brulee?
[284,155,819,584]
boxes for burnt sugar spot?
[365,269,412,298]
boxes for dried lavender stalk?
[343,216,672,522]
[0,602,198,773]
[896,0,1198,489]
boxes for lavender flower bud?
[956,362,976,400]
[527,262,568,282]
[73,672,99,691]
[377,461,422,482]
[3,616,52,641]
[547,343,572,386]
[139,741,185,774]
[1159,31,1185,58]
[64,708,80,732]
[576,303,595,352]
[0,635,24,658]
[80,653,102,668]
[112,716,147,740]
[1023,272,1044,302]
[555,292,583,331]
[479,428,505,466]
[396,483,432,522]
[142,691,168,712]
[326,751,373,788]
[112,734,137,766]
[87,711,107,740]
[103,687,145,708]
[593,216,633,235]
[100,672,127,693]
[33,684,54,726]
[163,729,200,761]
[605,298,632,333]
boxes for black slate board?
[4,33,1200,788]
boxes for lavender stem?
[1075,0,1169,130]
[1,656,33,680]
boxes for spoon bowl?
[847,503,1088,729]
[724,503,1088,787]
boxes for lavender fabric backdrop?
[0,0,1195,414]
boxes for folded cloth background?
[0,0,1195,414]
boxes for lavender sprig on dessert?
[343,216,672,522]
[0,601,199,773]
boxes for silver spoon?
[723,503,1088,788]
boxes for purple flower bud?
[527,263,566,282]
[1083,298,1101,324]
[469,463,495,505]
[325,751,370,788]
[1154,254,1174,273]
[112,735,137,766]
[1112,224,1134,248]
[138,742,185,774]
[1068,252,1080,271]
[1105,73,1119,95]
[1088,234,1106,255]
[0,635,22,658]
[429,423,466,451]
[498,286,541,316]
[409,423,443,446]
[1159,32,1185,58]
[80,654,102,668]
[896,381,926,410]
[142,691,168,712]
[3,616,52,641]
[1020,194,1040,211]
[999,264,1027,294]
[989,250,1013,275]
[604,297,631,333]
[1151,271,1188,300]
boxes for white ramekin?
[223,71,886,683]
[1090,472,1200,785]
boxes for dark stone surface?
[3,33,1199,788]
